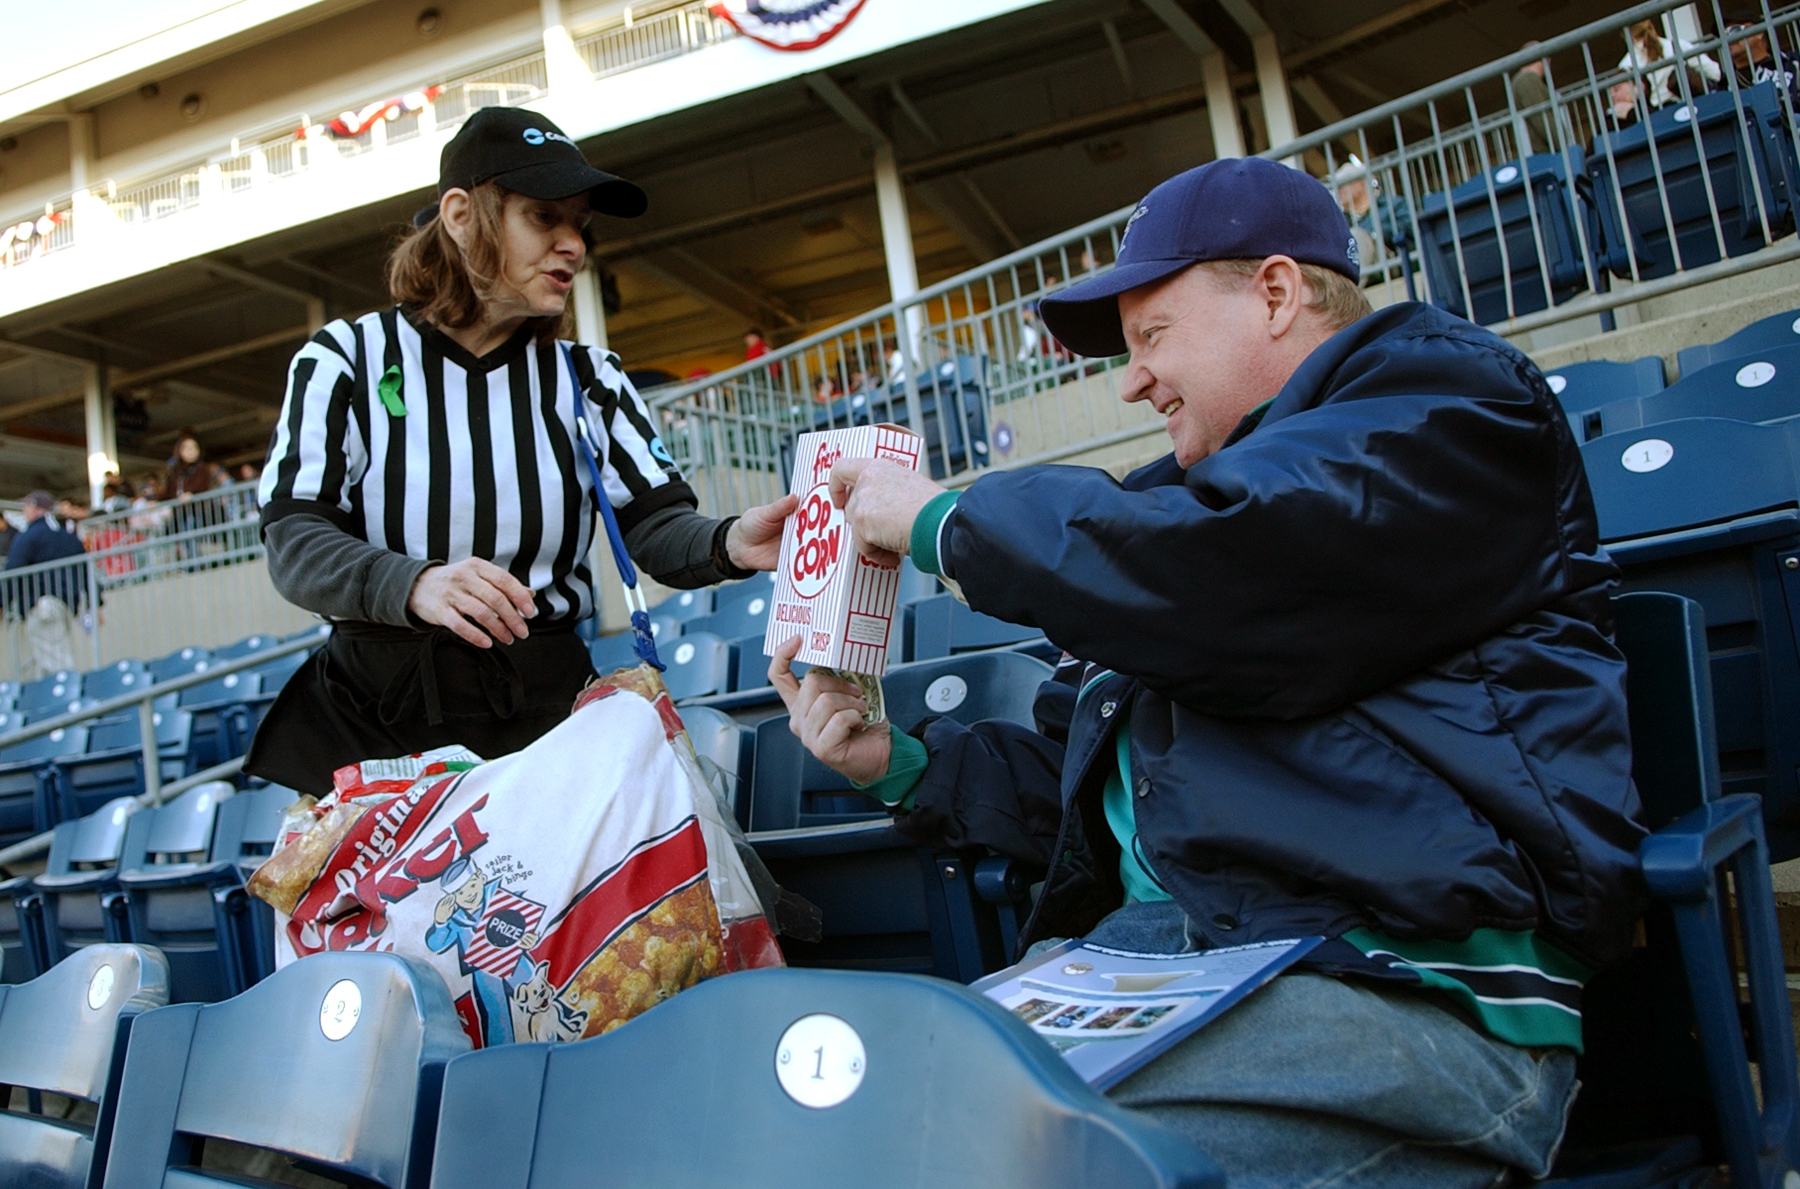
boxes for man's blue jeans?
[1069,902,1579,1189]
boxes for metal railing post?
[137,695,162,806]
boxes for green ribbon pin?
[377,365,406,417]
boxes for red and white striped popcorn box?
[764,423,923,677]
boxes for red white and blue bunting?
[708,0,868,51]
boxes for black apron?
[244,619,596,795]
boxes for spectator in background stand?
[134,473,165,507]
[1607,78,1645,130]
[165,430,221,500]
[744,327,781,381]
[100,473,130,515]
[1621,18,1722,108]
[1512,43,1555,154]
[0,511,18,564]
[7,491,91,677]
[1724,10,1800,109]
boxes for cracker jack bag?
[765,424,923,693]
[254,666,783,1049]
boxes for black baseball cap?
[430,106,646,219]
[1039,157,1360,358]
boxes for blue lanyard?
[563,344,664,671]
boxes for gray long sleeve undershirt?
[264,505,747,626]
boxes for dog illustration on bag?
[509,955,588,1043]
[426,856,544,1044]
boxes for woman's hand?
[408,557,537,648]
[725,493,798,572]
[768,635,892,785]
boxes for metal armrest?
[1639,793,1800,1189]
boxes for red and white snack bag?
[764,423,923,677]
[252,667,782,1049]
[330,745,485,804]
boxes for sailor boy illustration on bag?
[426,856,544,1044]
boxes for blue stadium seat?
[748,652,1052,981]
[713,569,774,610]
[104,782,248,1003]
[1544,356,1667,416]
[661,630,733,701]
[177,671,259,770]
[1575,344,1800,441]
[25,796,138,966]
[234,649,312,754]
[212,784,298,986]
[0,711,41,846]
[651,586,715,622]
[428,966,1219,1189]
[1580,416,1800,859]
[0,944,168,1189]
[896,556,941,606]
[806,357,993,479]
[146,646,210,683]
[1416,152,1591,324]
[679,705,754,821]
[1679,308,1800,375]
[81,659,151,702]
[0,724,88,838]
[210,633,280,661]
[55,708,193,821]
[102,951,470,1189]
[905,591,1049,661]
[1554,592,1800,1189]
[589,631,646,675]
[1587,82,1791,283]
[0,877,43,984]
[18,671,83,718]
[687,593,770,642]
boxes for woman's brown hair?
[385,181,568,341]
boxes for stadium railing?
[0,490,311,684]
[0,634,323,867]
[0,0,733,272]
[642,0,1800,519]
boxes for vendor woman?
[246,106,793,793]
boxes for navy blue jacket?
[901,303,1647,972]
[6,516,90,611]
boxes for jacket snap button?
[1211,914,1238,931]
[1100,700,1117,718]
[1134,778,1150,799]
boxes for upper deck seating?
[1587,82,1792,282]
[1417,152,1592,324]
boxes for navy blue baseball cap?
[1039,158,1359,358]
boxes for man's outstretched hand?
[829,458,946,567]
[725,492,799,571]
[768,635,892,785]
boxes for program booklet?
[973,935,1322,1090]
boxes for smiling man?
[771,158,1647,1187]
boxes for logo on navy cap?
[521,127,575,148]
[1122,205,1149,245]
[1345,234,1360,272]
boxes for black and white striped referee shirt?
[259,306,691,622]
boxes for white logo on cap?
[1346,234,1360,272]
[522,127,575,147]
[1122,205,1149,246]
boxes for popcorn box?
[764,424,923,676]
